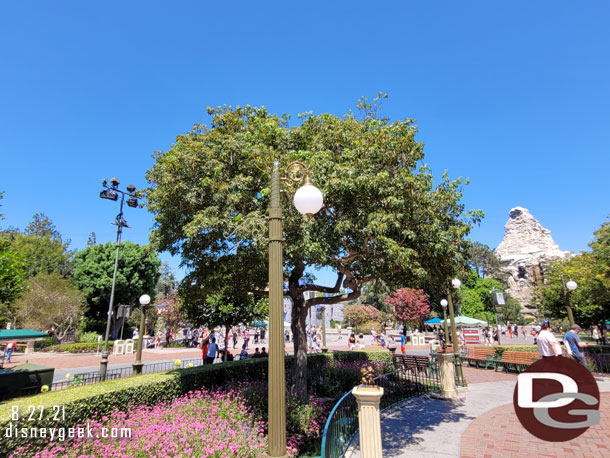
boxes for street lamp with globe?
[440,299,449,348]
[565,280,577,326]
[133,294,151,375]
[268,160,323,458]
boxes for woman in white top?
[536,320,562,357]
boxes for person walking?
[400,330,407,354]
[201,330,210,364]
[243,330,250,349]
[536,320,562,358]
[206,337,219,365]
[565,324,589,365]
[592,325,601,345]
[348,333,356,350]
[5,341,16,363]
[239,344,248,360]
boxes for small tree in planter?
[386,288,430,331]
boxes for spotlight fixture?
[99,190,118,201]
[126,184,136,193]
[126,197,138,208]
[109,177,120,188]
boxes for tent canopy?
[0,329,49,342]
[442,316,488,327]
[252,320,291,328]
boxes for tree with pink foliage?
[386,288,430,327]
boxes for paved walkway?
[346,367,610,458]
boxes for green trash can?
[0,363,55,400]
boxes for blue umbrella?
[424,317,443,325]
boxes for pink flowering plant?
[13,388,276,458]
[386,287,430,327]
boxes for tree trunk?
[290,293,309,398]
[224,324,231,362]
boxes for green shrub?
[0,350,390,456]
[40,341,114,353]
[76,331,102,343]
[33,337,57,350]
[358,320,383,334]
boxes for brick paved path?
[460,393,610,458]
[346,367,610,458]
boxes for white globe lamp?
[566,280,577,291]
[293,183,323,216]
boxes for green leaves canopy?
[73,242,160,334]
[145,102,483,392]
[536,218,610,325]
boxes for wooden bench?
[499,351,540,373]
[464,348,497,369]
[393,354,434,376]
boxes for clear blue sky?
[1,1,609,285]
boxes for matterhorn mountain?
[496,207,572,314]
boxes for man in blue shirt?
[564,324,589,365]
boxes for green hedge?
[475,344,610,358]
[41,341,115,353]
[0,350,390,456]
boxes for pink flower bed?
[13,389,283,458]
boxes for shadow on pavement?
[378,395,471,456]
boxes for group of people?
[306,326,324,352]
[536,320,590,364]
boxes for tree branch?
[307,289,362,306]
[301,272,344,294]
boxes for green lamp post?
[268,160,323,458]
[565,280,577,326]
[133,294,150,375]
[447,278,465,384]
[440,299,449,348]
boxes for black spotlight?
[100,190,119,201]
[126,184,136,193]
[109,177,120,188]
[126,197,138,208]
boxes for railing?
[586,352,610,375]
[320,362,442,458]
[50,358,206,392]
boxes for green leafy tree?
[359,279,392,313]
[343,305,383,331]
[536,218,610,326]
[4,214,73,278]
[466,241,503,281]
[179,250,268,360]
[0,238,28,327]
[73,241,161,335]
[156,261,178,297]
[459,268,521,324]
[145,100,482,394]
[15,273,84,340]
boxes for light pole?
[447,278,464,383]
[440,299,449,348]
[268,160,323,458]
[98,177,139,380]
[564,280,577,326]
[133,294,151,375]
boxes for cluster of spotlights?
[100,177,139,207]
